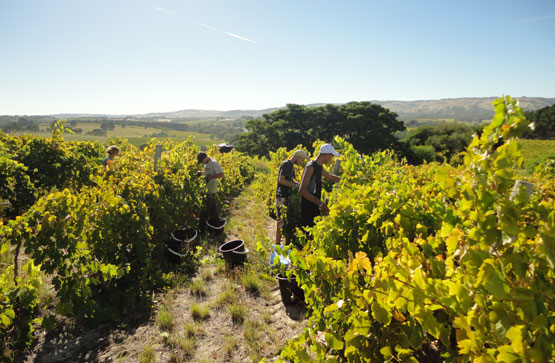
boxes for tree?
[87,129,107,136]
[100,120,115,130]
[403,123,481,164]
[236,102,405,156]
[523,104,555,139]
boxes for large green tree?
[523,104,555,139]
[403,123,481,164]
[235,102,405,156]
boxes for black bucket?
[166,228,197,263]
[207,218,226,235]
[218,239,249,267]
[276,273,304,305]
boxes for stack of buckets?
[166,228,198,264]
[218,239,249,267]
[271,244,304,305]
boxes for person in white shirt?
[197,152,224,232]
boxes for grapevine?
[0,132,256,355]
[280,96,555,362]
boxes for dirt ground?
[22,189,307,363]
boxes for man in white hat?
[275,149,309,244]
[299,143,341,232]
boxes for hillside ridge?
[3,96,554,122]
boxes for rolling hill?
[2,97,554,123]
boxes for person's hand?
[319,202,329,214]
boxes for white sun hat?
[319,143,340,156]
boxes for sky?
[1,0,554,115]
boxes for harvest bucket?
[276,273,304,305]
[218,239,249,267]
[206,218,226,235]
[166,228,197,263]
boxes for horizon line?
[2,95,554,117]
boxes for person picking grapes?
[275,149,309,244]
[299,143,341,231]
[102,145,120,168]
[197,152,224,233]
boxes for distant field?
[414,118,456,123]
[517,139,555,172]
[173,118,217,124]
[402,118,486,131]
[125,136,221,148]
[9,123,225,148]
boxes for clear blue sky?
[1,0,554,115]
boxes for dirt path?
[24,185,306,362]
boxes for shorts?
[300,196,320,228]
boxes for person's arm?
[278,175,298,188]
[207,172,224,179]
[322,168,340,183]
[299,166,322,206]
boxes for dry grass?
[228,304,247,324]
[241,271,262,295]
[263,311,273,325]
[200,269,214,281]
[213,258,226,275]
[176,336,196,357]
[191,303,211,320]
[139,345,156,363]
[189,278,208,297]
[223,333,238,356]
[243,320,265,361]
[212,285,236,308]
[161,331,196,359]
[183,321,201,338]
[157,306,174,332]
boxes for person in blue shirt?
[102,145,120,168]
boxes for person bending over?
[275,149,308,244]
[299,144,341,231]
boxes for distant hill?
[369,97,555,121]
[3,97,554,123]
[135,107,282,120]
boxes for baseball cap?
[197,152,207,163]
[293,149,309,159]
[319,144,340,156]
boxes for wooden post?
[332,159,341,174]
[154,144,163,172]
